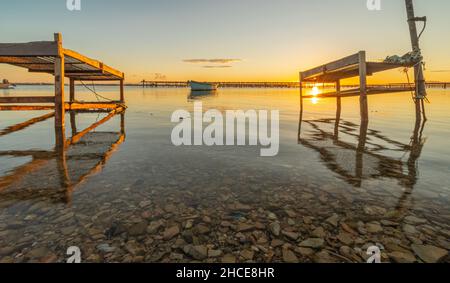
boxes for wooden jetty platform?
[300,51,415,122]
[299,1,429,123]
[0,33,126,133]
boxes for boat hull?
[189,81,218,91]
[0,84,15,89]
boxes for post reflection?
[298,96,427,191]
[0,110,126,206]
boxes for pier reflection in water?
[298,114,426,190]
[0,110,125,206]
[298,93,428,221]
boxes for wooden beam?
[301,53,360,81]
[65,102,123,111]
[63,49,124,79]
[0,105,55,111]
[0,57,44,64]
[120,79,125,103]
[70,79,75,102]
[359,51,368,122]
[0,41,59,57]
[54,33,65,133]
[0,96,55,104]
[301,86,412,99]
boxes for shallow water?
[0,85,449,263]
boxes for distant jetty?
[138,80,448,89]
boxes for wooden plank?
[301,53,360,80]
[0,41,58,57]
[0,96,54,103]
[63,49,124,79]
[367,62,413,73]
[303,68,361,83]
[0,57,42,64]
[0,105,55,111]
[301,86,411,99]
[65,102,123,111]
[29,69,103,74]
[70,76,123,81]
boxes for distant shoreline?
[10,81,449,89]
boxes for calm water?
[0,85,449,263]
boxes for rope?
[403,67,416,102]
[418,19,427,40]
[79,80,127,109]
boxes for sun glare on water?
[311,86,320,104]
[311,86,320,96]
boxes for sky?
[1,0,449,83]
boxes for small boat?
[188,80,218,91]
[0,79,15,89]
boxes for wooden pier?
[0,33,126,138]
[300,51,416,122]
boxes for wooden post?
[54,33,65,149]
[405,0,426,100]
[298,73,304,140]
[69,79,75,102]
[70,112,77,136]
[334,80,341,140]
[358,51,369,122]
[120,77,125,103]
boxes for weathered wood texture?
[0,33,126,129]
[359,51,368,122]
[300,51,414,83]
[0,96,54,103]
[0,34,123,81]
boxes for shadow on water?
[0,110,126,206]
[298,93,427,219]
[187,90,218,101]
